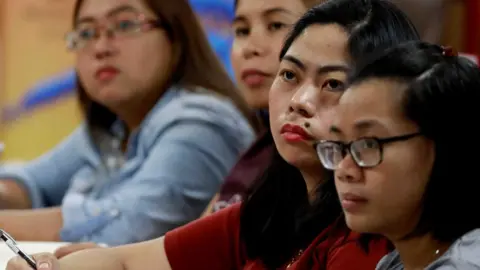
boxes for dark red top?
[165,204,390,269]
[213,131,274,211]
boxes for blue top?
[376,229,480,269]
[0,86,255,245]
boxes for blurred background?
[0,0,477,160]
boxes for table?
[0,242,68,269]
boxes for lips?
[95,66,119,81]
[280,123,313,142]
[241,69,271,88]
[339,192,368,212]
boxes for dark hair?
[240,0,419,268]
[72,0,259,138]
[350,41,480,242]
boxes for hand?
[54,242,104,259]
[6,253,60,270]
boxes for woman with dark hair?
[0,0,256,245]
[204,0,326,214]
[316,41,480,269]
[7,0,421,269]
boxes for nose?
[289,84,316,118]
[335,153,363,183]
[92,30,115,59]
[242,28,269,59]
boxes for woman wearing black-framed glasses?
[315,41,480,269]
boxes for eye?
[322,79,345,92]
[268,22,287,31]
[77,27,96,40]
[115,19,138,32]
[233,26,249,37]
[358,138,379,149]
[279,69,298,83]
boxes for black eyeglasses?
[314,132,421,170]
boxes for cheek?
[230,41,243,71]
[268,81,292,116]
[309,109,336,140]
[270,34,287,57]
[75,54,92,77]
[369,148,431,210]
[126,37,173,80]
[75,54,95,89]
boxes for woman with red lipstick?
[203,0,325,215]
[316,41,480,269]
[6,1,423,270]
[0,0,257,247]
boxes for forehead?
[285,24,349,67]
[77,0,153,19]
[334,78,407,127]
[236,0,306,17]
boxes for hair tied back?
[441,46,457,57]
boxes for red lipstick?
[280,123,313,142]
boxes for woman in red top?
[7,0,418,269]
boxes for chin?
[244,92,269,109]
[277,144,319,169]
[344,214,379,234]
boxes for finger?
[6,255,29,269]
[32,253,59,270]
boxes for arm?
[0,207,63,241]
[0,180,31,209]
[8,204,243,270]
[6,238,171,270]
[59,119,250,245]
[0,126,87,209]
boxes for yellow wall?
[1,0,81,160]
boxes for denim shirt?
[0,87,255,245]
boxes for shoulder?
[164,204,243,268]
[141,88,254,145]
[375,251,401,270]
[154,88,251,127]
[431,229,480,269]
[326,226,390,269]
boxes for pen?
[0,229,37,269]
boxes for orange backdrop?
[1,0,81,160]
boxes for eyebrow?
[76,5,137,25]
[281,55,350,75]
[233,7,292,24]
[330,119,383,135]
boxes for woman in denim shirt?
[0,0,256,245]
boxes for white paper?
[0,242,69,269]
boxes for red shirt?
[217,131,274,203]
[165,204,390,269]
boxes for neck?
[114,98,157,133]
[391,233,451,269]
[300,166,324,202]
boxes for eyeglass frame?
[65,13,168,51]
[314,132,422,170]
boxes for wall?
[1,0,81,160]
[0,0,473,161]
